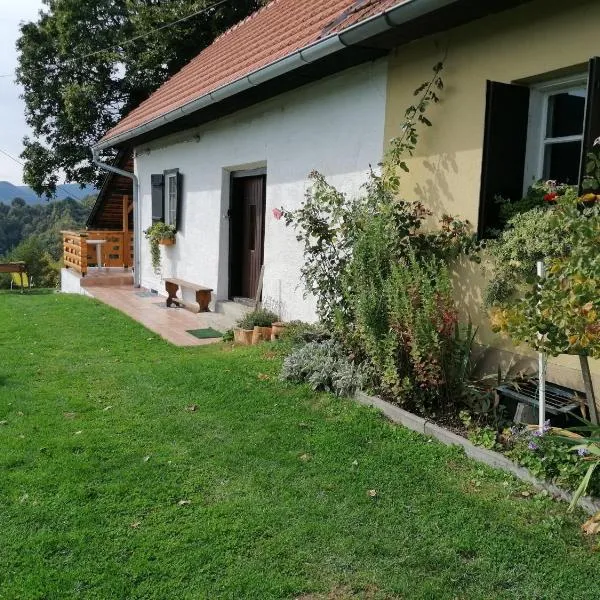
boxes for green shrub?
[280,339,363,397]
[277,321,330,346]
[3,235,60,289]
[506,425,600,495]
[279,64,480,415]
[483,207,569,307]
[490,194,600,359]
[467,426,499,450]
[344,239,473,414]
[236,308,279,329]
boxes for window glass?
[543,140,583,184]
[546,90,586,138]
[538,83,586,184]
[167,174,177,225]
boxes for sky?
[0,0,44,185]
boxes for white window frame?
[523,74,587,193]
[164,170,178,227]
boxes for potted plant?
[144,222,176,274]
[234,309,279,345]
[270,321,288,341]
[233,320,253,345]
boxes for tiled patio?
[87,285,234,346]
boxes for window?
[165,170,178,226]
[524,77,587,188]
[478,57,600,237]
[150,169,182,230]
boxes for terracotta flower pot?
[271,321,287,341]
[159,238,175,246]
[252,326,272,345]
[233,327,253,345]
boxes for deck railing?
[62,230,134,276]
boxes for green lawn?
[0,292,598,599]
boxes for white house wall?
[134,59,388,322]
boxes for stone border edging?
[354,390,600,515]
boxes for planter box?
[159,238,175,246]
[233,327,253,345]
[252,326,272,345]
[271,322,287,341]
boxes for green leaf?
[568,462,597,512]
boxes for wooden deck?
[62,229,134,275]
[63,194,134,276]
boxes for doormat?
[186,328,223,339]
[135,291,155,298]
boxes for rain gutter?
[92,0,459,152]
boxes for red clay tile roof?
[101,0,404,144]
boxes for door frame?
[228,168,267,300]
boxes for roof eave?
[93,0,461,151]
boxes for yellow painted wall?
[384,0,600,392]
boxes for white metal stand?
[537,260,546,433]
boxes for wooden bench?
[164,278,213,313]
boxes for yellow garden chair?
[10,271,31,293]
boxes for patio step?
[215,299,252,322]
[81,271,134,288]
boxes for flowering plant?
[490,179,576,233]
[505,422,599,496]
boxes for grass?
[0,292,598,599]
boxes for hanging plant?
[144,222,176,274]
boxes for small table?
[86,239,107,269]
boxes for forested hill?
[0,196,93,257]
[0,196,94,288]
[0,196,95,270]
[0,181,96,204]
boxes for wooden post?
[580,354,599,425]
[122,195,130,269]
[254,264,265,311]
[80,235,88,276]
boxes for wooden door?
[229,174,266,299]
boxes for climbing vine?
[283,62,478,326]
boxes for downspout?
[91,148,141,287]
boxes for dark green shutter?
[478,80,530,237]
[175,171,183,231]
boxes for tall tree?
[16,0,263,197]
